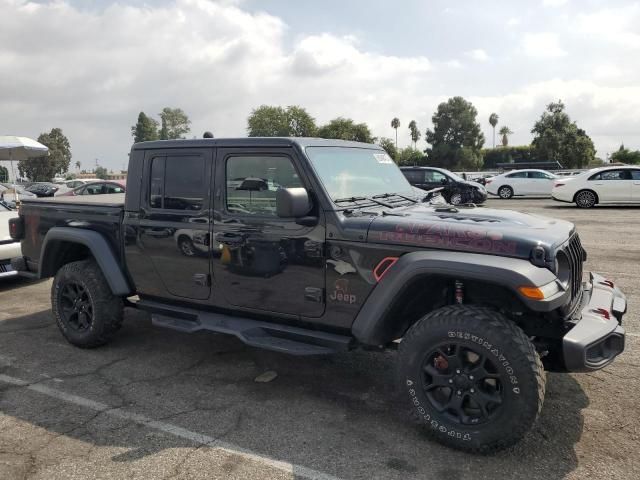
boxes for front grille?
[563,233,585,312]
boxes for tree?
[317,117,374,143]
[19,128,72,181]
[531,101,596,168]
[378,138,397,160]
[499,126,513,147]
[285,106,317,137]
[489,113,499,148]
[408,120,421,148]
[0,166,8,182]
[425,97,485,170]
[95,166,108,180]
[391,117,400,148]
[75,160,81,170]
[247,105,317,137]
[610,144,640,164]
[397,147,425,166]
[131,111,159,143]
[159,107,191,140]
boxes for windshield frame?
[304,145,417,208]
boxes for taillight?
[9,217,24,240]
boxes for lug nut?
[448,379,453,384]
[456,369,461,374]
[470,388,475,393]
[457,390,462,396]
[469,375,474,380]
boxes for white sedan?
[0,200,21,278]
[552,166,640,208]
[486,169,557,199]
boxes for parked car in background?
[54,178,102,196]
[400,166,487,205]
[552,166,640,208]
[25,182,59,197]
[58,181,126,197]
[0,183,36,205]
[0,200,20,278]
[486,169,557,199]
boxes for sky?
[1,0,639,171]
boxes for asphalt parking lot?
[0,198,638,480]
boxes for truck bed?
[18,194,125,270]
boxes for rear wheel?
[575,190,597,208]
[498,186,513,199]
[51,260,123,348]
[398,305,545,453]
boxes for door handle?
[215,232,246,247]
[594,183,604,185]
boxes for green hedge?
[481,146,537,169]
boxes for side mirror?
[440,178,448,185]
[276,187,311,218]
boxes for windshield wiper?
[372,192,418,203]
[334,196,394,208]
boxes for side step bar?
[136,300,352,356]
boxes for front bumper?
[563,272,626,372]
[0,241,21,278]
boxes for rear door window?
[149,155,206,210]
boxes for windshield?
[306,146,415,201]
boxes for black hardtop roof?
[132,137,384,151]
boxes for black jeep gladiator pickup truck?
[9,138,626,453]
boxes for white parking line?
[0,373,342,480]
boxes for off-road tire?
[574,190,597,208]
[498,186,513,199]
[51,259,124,348]
[398,305,545,453]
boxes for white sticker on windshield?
[374,153,393,164]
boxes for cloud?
[576,5,640,50]
[522,32,567,58]
[465,49,489,62]
[542,0,569,7]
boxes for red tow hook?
[599,280,615,288]
[591,308,611,320]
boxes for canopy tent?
[0,135,49,181]
[0,136,49,200]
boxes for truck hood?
[366,203,575,261]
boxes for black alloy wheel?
[59,282,94,332]
[422,343,503,425]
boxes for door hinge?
[304,287,324,303]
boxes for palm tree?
[408,120,420,149]
[391,117,400,148]
[499,126,513,147]
[75,161,81,170]
[489,113,499,148]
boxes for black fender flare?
[351,250,563,345]
[40,227,131,296]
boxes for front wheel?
[398,305,545,453]
[450,192,463,205]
